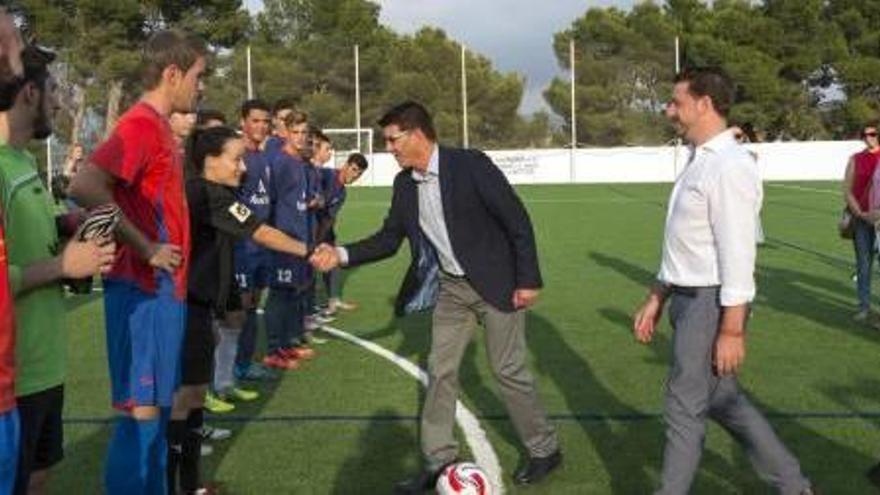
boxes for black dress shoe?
[513,450,562,485]
[393,462,455,495]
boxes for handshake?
[309,243,341,272]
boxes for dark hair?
[378,101,437,141]
[186,126,240,176]
[347,152,368,171]
[141,29,208,91]
[273,97,297,116]
[197,108,226,127]
[241,98,271,119]
[674,67,735,118]
[863,122,880,136]
[309,125,329,144]
[20,44,54,91]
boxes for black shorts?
[182,303,215,386]
[15,385,64,493]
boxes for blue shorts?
[0,407,19,495]
[269,251,313,291]
[103,276,186,411]
[234,241,271,291]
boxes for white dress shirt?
[411,146,465,276]
[658,129,762,306]
[335,146,466,276]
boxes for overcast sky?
[244,0,639,114]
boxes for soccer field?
[53,182,880,494]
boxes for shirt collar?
[412,145,440,182]
[695,128,737,155]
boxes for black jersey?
[186,178,261,312]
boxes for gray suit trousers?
[657,287,810,495]
[421,273,558,469]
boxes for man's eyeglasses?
[864,131,878,139]
[384,130,409,145]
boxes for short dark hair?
[309,125,329,144]
[674,67,735,118]
[197,108,226,127]
[240,98,271,119]
[20,45,55,91]
[273,97,297,116]
[141,29,208,91]
[347,152,368,171]
[186,125,240,175]
[378,101,437,141]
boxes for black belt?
[667,285,719,297]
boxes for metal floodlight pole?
[673,35,682,180]
[461,44,469,148]
[569,38,576,183]
[246,45,253,99]
[355,44,362,151]
[674,36,681,74]
[45,137,52,196]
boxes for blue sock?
[104,414,165,495]
[145,408,170,494]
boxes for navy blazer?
[344,145,542,314]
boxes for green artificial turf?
[53,182,880,493]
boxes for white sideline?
[320,325,505,494]
[765,183,839,195]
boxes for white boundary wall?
[356,140,865,186]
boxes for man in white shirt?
[632,68,814,495]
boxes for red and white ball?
[436,462,492,495]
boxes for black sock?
[167,419,187,495]
[180,408,204,492]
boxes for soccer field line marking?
[766,184,839,195]
[319,325,505,494]
[62,410,880,425]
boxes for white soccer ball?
[435,462,492,495]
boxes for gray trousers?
[657,287,810,495]
[421,273,558,469]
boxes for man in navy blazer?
[312,101,561,493]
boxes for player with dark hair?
[69,29,208,494]
[169,125,310,494]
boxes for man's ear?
[161,64,182,87]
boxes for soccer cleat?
[204,392,235,414]
[235,363,279,381]
[282,346,315,360]
[304,316,320,331]
[313,313,335,324]
[222,386,259,402]
[262,353,299,370]
[199,425,231,441]
[330,298,357,312]
[200,444,214,457]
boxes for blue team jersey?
[264,136,285,157]
[322,168,347,219]
[236,148,272,223]
[268,152,312,289]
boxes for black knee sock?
[180,408,204,492]
[167,419,187,495]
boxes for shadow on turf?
[588,251,877,492]
[331,408,418,494]
[590,250,880,346]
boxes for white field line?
[765,183,839,195]
[320,324,505,494]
